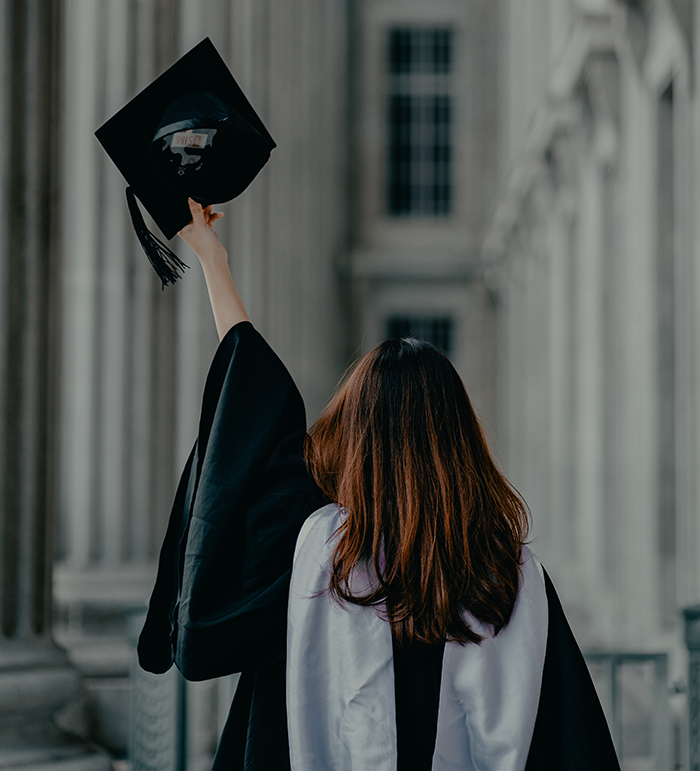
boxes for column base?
[0,721,111,770]
[0,752,111,771]
[0,643,112,771]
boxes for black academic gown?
[138,321,621,771]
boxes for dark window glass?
[388,28,452,74]
[389,29,413,74]
[432,29,452,74]
[386,315,454,357]
[387,28,453,217]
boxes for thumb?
[188,197,205,225]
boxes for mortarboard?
[95,37,276,287]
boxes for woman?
[138,199,620,770]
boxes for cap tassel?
[126,187,189,288]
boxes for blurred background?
[1,0,699,769]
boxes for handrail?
[584,650,671,768]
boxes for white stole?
[286,504,548,771]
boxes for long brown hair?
[304,337,529,646]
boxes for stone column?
[685,606,700,771]
[54,0,350,762]
[0,0,110,768]
[54,0,184,755]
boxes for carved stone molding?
[546,129,580,191]
[583,53,621,129]
[668,0,692,55]
[620,0,650,68]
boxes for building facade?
[488,0,698,765]
[348,0,501,427]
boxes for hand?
[177,198,226,262]
[178,198,248,338]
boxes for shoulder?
[293,503,342,563]
[510,544,548,629]
[521,544,545,584]
[289,503,343,603]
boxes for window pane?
[389,29,413,74]
[432,29,451,73]
[387,28,453,217]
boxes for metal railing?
[585,651,672,770]
[126,607,187,771]
[684,606,700,771]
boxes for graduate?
[97,38,621,771]
[134,197,621,771]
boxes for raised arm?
[178,197,248,340]
[139,203,327,681]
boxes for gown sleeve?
[137,321,327,681]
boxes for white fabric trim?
[287,504,548,771]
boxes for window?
[387,28,453,217]
[386,315,454,356]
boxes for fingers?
[203,208,224,224]
[185,199,223,230]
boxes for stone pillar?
[54,0,350,762]
[0,0,110,768]
[54,0,184,755]
[685,606,700,771]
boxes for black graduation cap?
[95,38,276,287]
